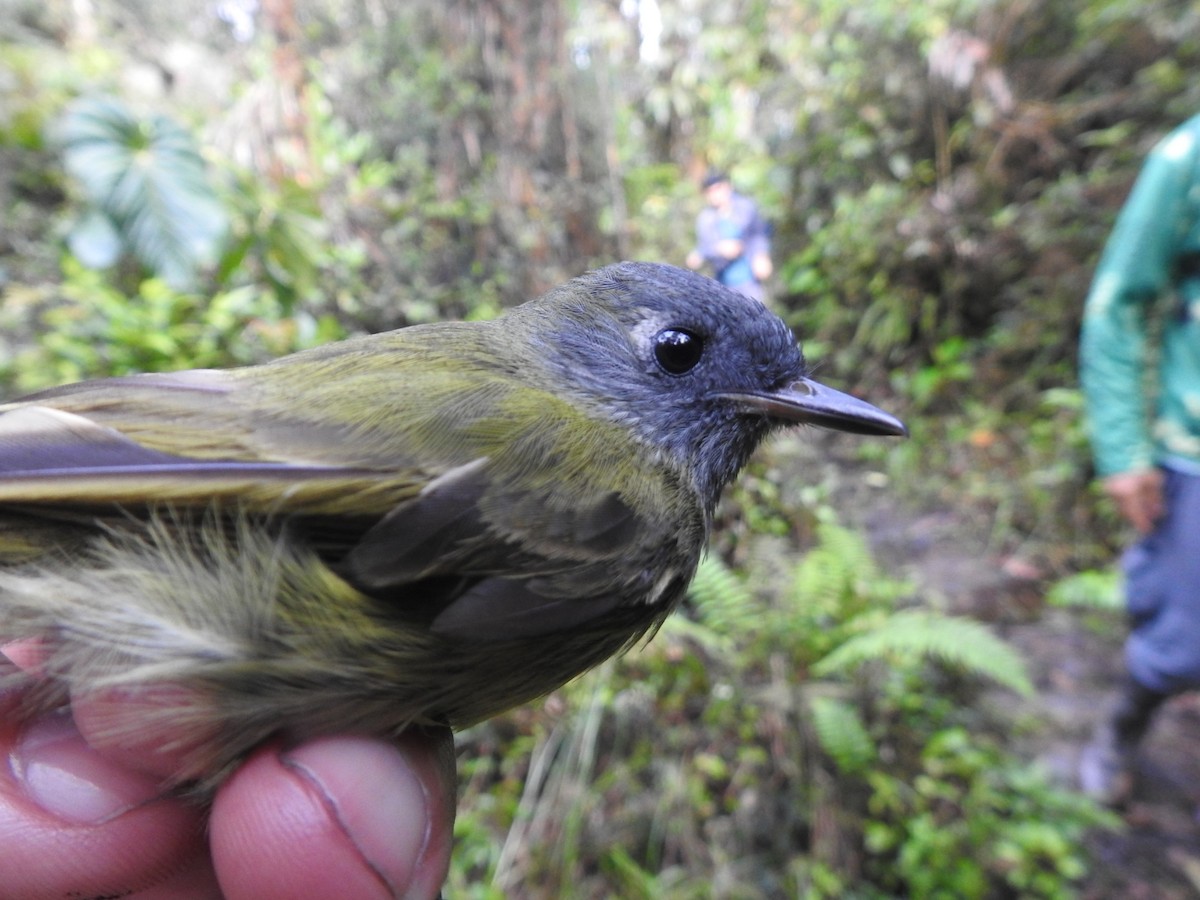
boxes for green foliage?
[0,39,123,151]
[902,337,976,409]
[786,528,1107,900]
[776,521,912,666]
[0,39,124,288]
[814,609,1035,698]
[784,182,938,372]
[55,95,228,288]
[680,553,758,654]
[0,257,343,394]
[217,170,330,314]
[808,694,876,775]
[766,0,1200,573]
[313,6,604,329]
[621,162,696,267]
[1047,567,1123,611]
[864,728,1119,899]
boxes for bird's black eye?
[654,328,704,375]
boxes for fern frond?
[787,522,909,618]
[814,522,878,580]
[1046,568,1123,610]
[687,553,756,635]
[809,694,876,774]
[811,610,1034,697]
[788,525,859,615]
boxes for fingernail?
[10,710,164,824]
[283,737,432,897]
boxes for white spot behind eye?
[630,314,671,355]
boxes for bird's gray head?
[514,262,905,509]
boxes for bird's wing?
[0,367,444,515]
[340,455,695,641]
[343,457,642,584]
[0,367,699,641]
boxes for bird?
[0,261,904,793]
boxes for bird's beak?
[724,378,908,437]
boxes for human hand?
[751,252,772,281]
[1102,468,1165,535]
[685,250,703,270]
[0,685,455,900]
[715,238,743,260]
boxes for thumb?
[211,730,455,900]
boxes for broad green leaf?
[56,96,228,288]
[66,208,121,269]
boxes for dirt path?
[781,426,1200,896]
[1016,614,1200,899]
[862,492,1200,898]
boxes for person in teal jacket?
[1078,112,1200,802]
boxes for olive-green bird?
[0,261,904,792]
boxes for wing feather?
[0,403,421,516]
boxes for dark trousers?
[1111,674,1170,749]
[1123,466,1200,693]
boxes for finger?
[1140,475,1166,527]
[211,729,456,900]
[1124,485,1162,535]
[1103,469,1165,534]
[0,710,218,900]
[1121,494,1152,534]
[70,683,223,782]
[4,639,223,784]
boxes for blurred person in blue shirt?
[686,170,772,303]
